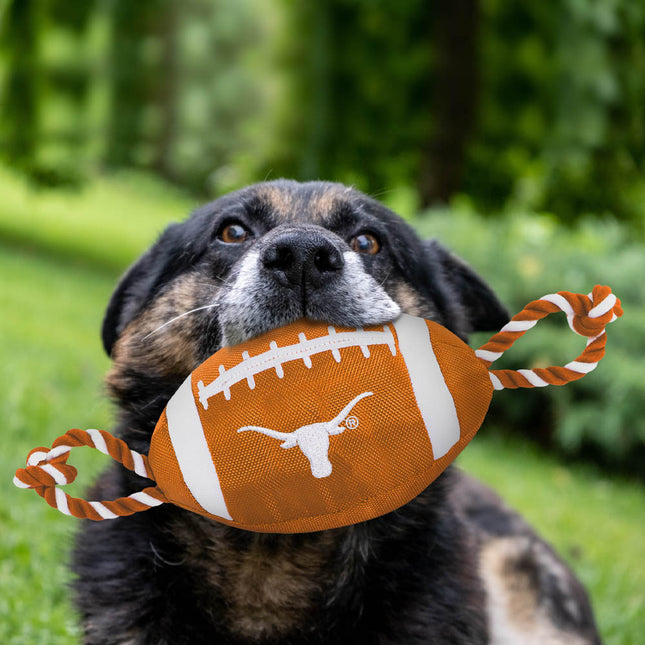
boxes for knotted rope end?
[477,285,621,391]
[13,429,166,520]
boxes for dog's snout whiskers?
[141,304,219,342]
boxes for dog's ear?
[424,240,509,333]
[102,223,192,356]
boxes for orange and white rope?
[476,285,622,390]
[14,285,621,521]
[13,428,167,520]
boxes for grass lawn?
[1,245,113,644]
[1,172,643,643]
[459,435,645,644]
[0,166,197,272]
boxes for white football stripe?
[393,315,460,459]
[166,376,233,520]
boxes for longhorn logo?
[237,392,373,478]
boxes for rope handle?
[13,428,167,520]
[476,285,623,390]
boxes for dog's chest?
[174,516,338,640]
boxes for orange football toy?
[15,285,622,533]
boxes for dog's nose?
[261,231,344,288]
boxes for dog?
[72,180,602,644]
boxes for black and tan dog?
[73,180,601,644]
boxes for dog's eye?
[218,222,250,244]
[350,233,380,255]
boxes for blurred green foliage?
[0,165,196,271]
[416,206,645,472]
[467,0,645,225]
[1,0,644,225]
[0,0,642,482]
[0,244,112,644]
[253,1,435,195]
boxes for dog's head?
[103,180,507,437]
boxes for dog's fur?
[72,180,602,644]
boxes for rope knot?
[569,285,623,337]
[14,428,166,520]
[477,284,622,391]
[13,446,78,491]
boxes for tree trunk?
[151,3,179,181]
[299,0,331,181]
[418,0,479,207]
[105,2,154,168]
[1,0,39,168]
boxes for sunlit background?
[1,1,643,643]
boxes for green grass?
[1,245,114,644]
[1,171,643,643]
[0,166,197,271]
[458,434,645,644]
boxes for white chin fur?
[337,252,401,320]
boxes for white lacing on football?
[197,325,397,408]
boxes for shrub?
[414,208,645,473]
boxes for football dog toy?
[15,285,622,533]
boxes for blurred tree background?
[2,0,645,224]
[1,2,644,642]
[2,0,644,471]
[0,0,644,470]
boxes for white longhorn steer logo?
[237,392,374,478]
